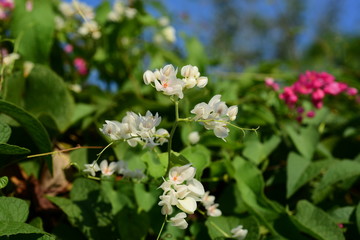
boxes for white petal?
[187,178,205,197]
[197,76,208,88]
[177,197,197,214]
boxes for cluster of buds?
[107,0,137,22]
[83,159,145,179]
[268,71,359,121]
[100,111,169,148]
[0,0,14,20]
[191,95,238,140]
[158,164,222,229]
[143,64,208,99]
[154,17,176,44]
[57,1,101,39]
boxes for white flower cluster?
[158,164,221,229]
[143,64,208,99]
[83,159,145,179]
[1,52,19,66]
[191,95,238,140]
[231,225,248,240]
[154,17,176,44]
[57,1,101,39]
[78,20,101,39]
[201,191,222,217]
[107,0,137,22]
[100,111,169,148]
[59,1,95,20]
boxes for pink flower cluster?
[267,71,358,121]
[73,57,88,76]
[0,0,14,20]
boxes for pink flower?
[64,44,73,53]
[74,57,88,75]
[312,89,325,101]
[306,111,315,118]
[346,87,358,96]
[265,77,280,91]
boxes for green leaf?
[0,221,53,237]
[70,104,96,126]
[0,197,29,222]
[286,125,319,159]
[4,65,75,132]
[205,216,259,240]
[292,200,345,240]
[115,207,150,240]
[356,202,360,235]
[232,156,283,235]
[0,121,11,143]
[0,100,52,170]
[313,160,360,203]
[141,151,167,178]
[101,179,131,214]
[134,183,158,212]
[328,206,355,224]
[0,143,31,155]
[0,176,8,189]
[46,196,82,226]
[168,151,190,170]
[286,152,332,198]
[11,0,55,63]
[180,144,211,178]
[243,135,281,165]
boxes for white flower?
[23,61,34,78]
[158,194,173,215]
[100,160,117,176]
[158,16,169,26]
[197,76,208,88]
[78,20,101,39]
[83,161,100,176]
[155,128,169,145]
[73,1,95,20]
[170,212,188,229]
[143,70,156,85]
[100,120,122,140]
[59,2,75,17]
[191,95,237,140]
[202,191,215,207]
[3,53,19,66]
[125,8,137,19]
[154,74,185,99]
[169,164,196,184]
[188,131,200,145]
[227,105,238,121]
[187,178,205,197]
[231,225,248,240]
[190,102,212,120]
[162,26,176,43]
[206,203,222,217]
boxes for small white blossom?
[83,161,100,176]
[202,191,215,207]
[188,131,200,145]
[170,212,188,229]
[231,225,248,240]
[177,196,197,214]
[169,164,196,185]
[191,95,237,140]
[158,16,169,26]
[100,160,117,176]
[143,70,156,85]
[59,2,75,17]
[2,53,19,66]
[206,203,222,217]
[197,76,208,88]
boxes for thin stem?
[209,221,231,238]
[166,101,179,173]
[27,145,104,159]
[156,215,168,240]
[95,142,114,163]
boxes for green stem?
[156,215,168,240]
[95,141,114,163]
[166,101,179,173]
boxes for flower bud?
[227,105,238,121]
[188,131,200,145]
[197,76,208,88]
